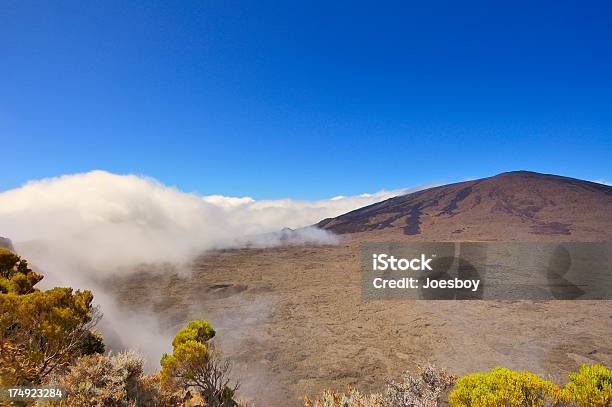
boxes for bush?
[53,352,138,406]
[0,248,42,295]
[161,320,239,407]
[383,364,456,407]
[0,250,103,386]
[136,373,184,407]
[52,351,182,406]
[0,249,104,386]
[448,366,561,407]
[79,330,106,356]
[563,364,612,407]
[304,388,383,407]
[304,366,454,407]
[305,365,612,407]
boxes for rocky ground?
[110,239,612,406]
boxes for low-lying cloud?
[0,170,432,368]
[0,170,429,276]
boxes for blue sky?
[1,0,611,199]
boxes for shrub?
[53,352,136,406]
[52,351,182,406]
[79,330,106,356]
[304,366,454,407]
[304,388,383,407]
[563,364,612,407]
[135,373,183,407]
[161,320,239,407]
[171,320,216,348]
[0,250,103,386]
[0,248,42,295]
[448,366,561,407]
[383,364,456,407]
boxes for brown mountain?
[316,171,612,241]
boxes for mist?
[0,170,431,369]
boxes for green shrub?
[161,320,238,407]
[0,249,103,386]
[563,364,612,407]
[0,286,102,385]
[448,366,560,407]
[0,248,42,294]
[171,320,215,348]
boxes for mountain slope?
[316,171,612,241]
[0,236,14,250]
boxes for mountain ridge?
[316,171,612,241]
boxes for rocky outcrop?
[0,236,14,251]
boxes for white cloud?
[0,170,438,289]
[591,179,611,186]
[0,170,432,367]
[0,171,430,273]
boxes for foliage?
[304,388,383,407]
[383,365,456,407]
[161,320,238,407]
[0,248,42,294]
[304,364,612,407]
[448,366,561,407]
[171,320,216,348]
[0,249,103,386]
[79,329,106,355]
[136,373,184,407]
[51,351,182,407]
[53,352,137,406]
[563,364,612,407]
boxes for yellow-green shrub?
[0,249,103,386]
[0,247,42,295]
[160,320,215,387]
[448,366,560,407]
[160,320,238,407]
[563,364,612,407]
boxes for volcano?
[316,171,612,241]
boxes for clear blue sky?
[1,1,611,199]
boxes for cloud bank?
[0,170,431,367]
[0,170,428,276]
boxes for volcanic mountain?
[316,171,612,241]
